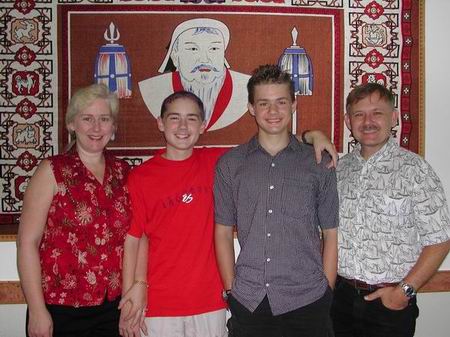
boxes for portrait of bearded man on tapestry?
[139,18,250,132]
[64,9,338,150]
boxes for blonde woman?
[17,84,131,337]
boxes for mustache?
[191,64,221,73]
[360,125,380,132]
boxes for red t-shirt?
[127,147,228,316]
[40,151,131,307]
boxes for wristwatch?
[222,289,232,302]
[400,281,416,298]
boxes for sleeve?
[413,160,450,246]
[199,147,231,165]
[126,171,146,238]
[213,156,236,226]
[317,164,339,230]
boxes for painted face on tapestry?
[171,27,226,85]
[345,92,398,159]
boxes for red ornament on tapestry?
[16,98,37,119]
[12,71,39,96]
[14,0,36,15]
[15,46,36,67]
[362,73,387,86]
[16,151,38,172]
[365,1,384,20]
[364,49,384,69]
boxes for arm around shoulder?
[300,130,338,168]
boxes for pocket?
[376,297,409,313]
[281,177,316,219]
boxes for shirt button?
[268,209,273,214]
[266,258,271,262]
[271,163,275,167]
[267,233,271,237]
[266,283,270,287]
[269,185,274,190]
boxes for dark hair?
[346,83,395,114]
[247,65,295,104]
[160,91,205,121]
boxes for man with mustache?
[139,18,250,131]
[329,83,450,337]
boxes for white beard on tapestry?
[180,69,226,124]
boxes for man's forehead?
[352,94,393,109]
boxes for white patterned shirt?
[337,137,450,284]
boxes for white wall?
[1,1,450,336]
[0,242,26,337]
[414,1,450,336]
[424,0,450,270]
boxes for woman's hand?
[119,282,148,336]
[27,307,53,337]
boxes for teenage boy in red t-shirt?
[120,91,229,337]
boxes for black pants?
[227,287,333,337]
[26,297,121,337]
[330,278,419,337]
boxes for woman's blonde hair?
[65,84,119,151]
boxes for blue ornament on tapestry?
[94,22,132,98]
[278,27,314,96]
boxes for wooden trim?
[0,224,18,242]
[1,271,449,304]
[0,281,25,304]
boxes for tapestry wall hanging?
[0,0,423,227]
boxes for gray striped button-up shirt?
[214,136,339,315]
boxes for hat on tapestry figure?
[94,22,132,99]
[278,27,314,133]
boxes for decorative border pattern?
[1,1,57,225]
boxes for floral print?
[39,151,130,307]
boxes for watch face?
[401,283,416,297]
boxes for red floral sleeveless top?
[39,151,131,307]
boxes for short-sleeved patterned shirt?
[337,137,450,284]
[214,136,339,315]
[39,151,131,307]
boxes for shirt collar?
[246,134,302,156]
[353,136,397,163]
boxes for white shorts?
[144,309,227,337]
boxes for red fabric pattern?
[39,151,131,307]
